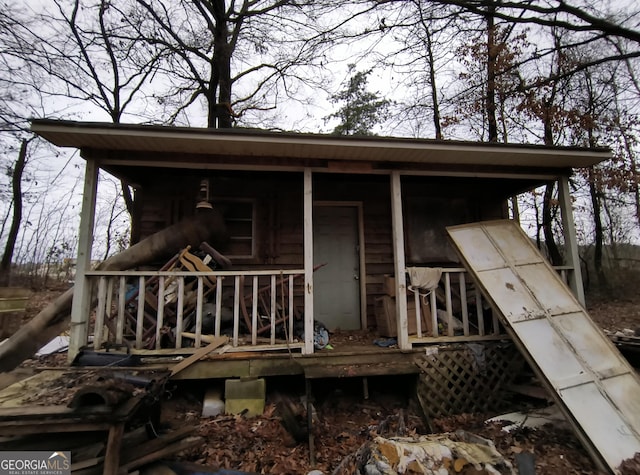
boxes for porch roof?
[31,119,610,177]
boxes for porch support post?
[68,158,98,361]
[390,172,410,350]
[303,168,314,354]
[558,174,586,306]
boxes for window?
[218,199,255,259]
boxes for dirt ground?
[4,285,640,475]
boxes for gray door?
[313,206,360,330]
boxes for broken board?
[446,219,640,474]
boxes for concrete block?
[225,378,265,417]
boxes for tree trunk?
[533,191,542,250]
[0,208,228,372]
[619,122,640,226]
[120,180,134,216]
[542,182,563,266]
[601,195,618,268]
[485,1,498,142]
[425,27,442,140]
[540,98,563,266]
[510,196,520,222]
[211,0,233,129]
[0,140,28,287]
[588,167,607,288]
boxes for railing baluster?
[459,273,469,336]
[289,277,294,342]
[215,276,223,337]
[116,277,125,344]
[252,276,258,345]
[414,289,422,338]
[104,278,114,343]
[135,276,145,349]
[175,277,184,349]
[476,286,485,336]
[492,307,500,335]
[155,276,165,350]
[233,275,240,346]
[430,287,438,337]
[445,272,453,337]
[270,274,276,345]
[94,276,107,350]
[195,277,204,348]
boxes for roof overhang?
[31,119,611,176]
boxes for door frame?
[313,201,367,329]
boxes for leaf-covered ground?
[161,377,607,475]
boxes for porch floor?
[157,330,423,380]
[32,330,513,380]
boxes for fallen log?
[0,207,227,372]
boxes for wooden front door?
[313,205,361,331]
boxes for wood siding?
[134,171,507,329]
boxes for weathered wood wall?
[133,171,508,328]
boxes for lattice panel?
[415,342,525,419]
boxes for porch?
[73,172,584,363]
[25,120,606,371]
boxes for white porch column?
[390,172,410,350]
[68,158,98,361]
[303,168,314,354]
[558,174,586,306]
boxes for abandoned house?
[25,119,640,473]
[28,118,606,357]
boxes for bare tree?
[610,76,640,228]
[424,0,640,79]
[31,0,172,217]
[0,140,28,286]
[370,1,461,139]
[563,60,618,287]
[127,0,380,129]
[0,3,44,286]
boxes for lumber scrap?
[117,435,203,474]
[103,423,125,475]
[71,427,196,474]
[170,336,228,377]
[180,332,226,344]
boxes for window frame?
[216,198,256,259]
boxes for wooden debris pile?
[0,368,203,475]
[70,426,203,475]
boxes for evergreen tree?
[326,65,390,136]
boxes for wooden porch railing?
[406,266,576,345]
[85,263,576,353]
[85,268,307,354]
